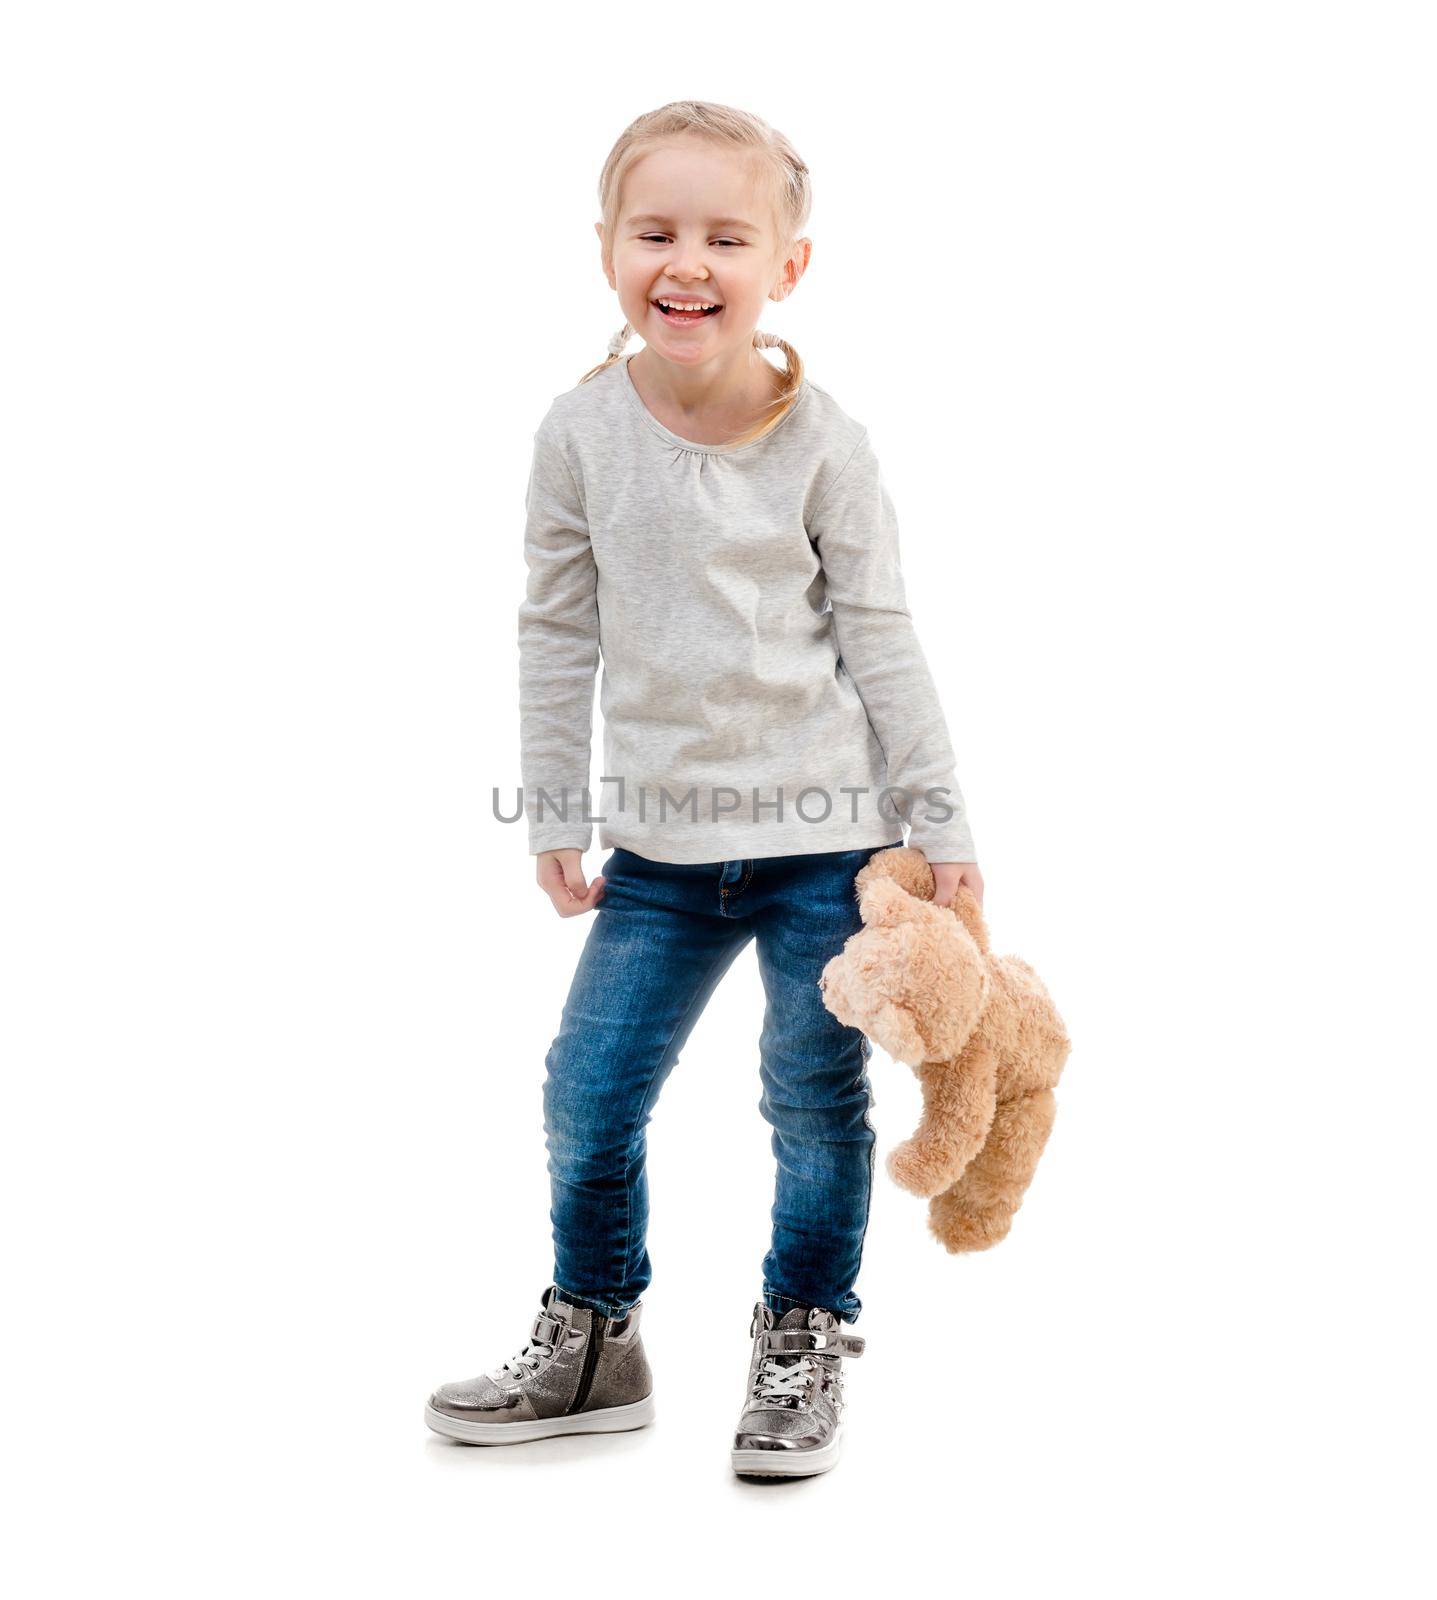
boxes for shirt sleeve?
[517,419,600,855]
[808,430,978,863]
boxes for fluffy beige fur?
[818,847,1070,1253]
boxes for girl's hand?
[536,849,606,917]
[929,859,984,910]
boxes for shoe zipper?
[567,1311,606,1414]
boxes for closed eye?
[639,235,744,248]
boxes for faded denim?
[541,843,893,1325]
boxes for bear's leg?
[885,1040,997,1199]
[926,1087,1057,1252]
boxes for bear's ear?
[855,845,934,903]
[948,885,990,955]
[859,875,927,929]
[868,999,930,1067]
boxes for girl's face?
[599,137,808,368]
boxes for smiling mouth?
[652,299,723,322]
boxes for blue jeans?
[541,843,893,1326]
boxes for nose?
[664,241,710,283]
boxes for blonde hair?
[580,101,811,449]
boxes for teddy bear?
[818,846,1070,1253]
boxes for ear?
[868,999,930,1068]
[855,846,935,904]
[948,885,990,955]
[859,875,927,930]
[594,220,616,287]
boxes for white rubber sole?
[730,1427,843,1478]
[425,1392,655,1445]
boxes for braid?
[578,322,633,385]
[737,331,805,447]
[579,323,804,448]
[580,323,801,415]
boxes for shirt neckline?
[619,352,810,455]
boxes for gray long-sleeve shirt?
[517,354,976,865]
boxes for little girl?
[426,101,982,1478]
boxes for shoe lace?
[753,1352,831,1405]
[488,1311,565,1382]
[489,1338,555,1383]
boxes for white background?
[4,3,1433,1594]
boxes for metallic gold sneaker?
[425,1284,655,1444]
[730,1301,865,1477]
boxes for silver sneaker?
[730,1301,865,1477]
[425,1284,655,1444]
